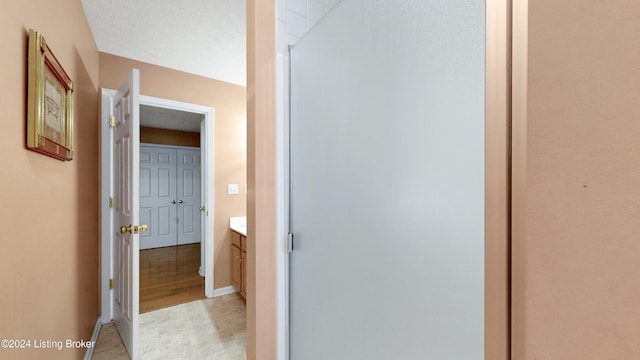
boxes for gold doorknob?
[120,225,133,234]
[140,224,148,232]
[199,206,206,211]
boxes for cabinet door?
[231,245,242,293]
[231,231,241,248]
[177,149,201,245]
[241,250,247,298]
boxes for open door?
[113,69,141,359]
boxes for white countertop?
[229,216,247,236]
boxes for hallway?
[92,294,246,359]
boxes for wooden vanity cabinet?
[231,231,247,299]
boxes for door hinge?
[108,115,115,127]
[109,278,115,289]
[287,232,294,253]
[109,197,114,208]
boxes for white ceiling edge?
[141,105,204,133]
[81,0,246,86]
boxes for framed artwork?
[26,28,74,161]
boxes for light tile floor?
[93,293,246,360]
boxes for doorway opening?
[99,85,215,351]
[137,104,205,312]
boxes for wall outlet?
[228,184,239,195]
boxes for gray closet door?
[139,145,177,250]
[289,0,486,359]
[177,149,201,245]
[139,145,201,249]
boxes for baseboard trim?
[213,285,237,297]
[84,316,102,360]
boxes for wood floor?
[139,243,205,313]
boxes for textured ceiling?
[81,0,246,86]
[140,105,204,133]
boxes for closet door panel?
[157,206,173,236]
[177,149,201,245]
[140,146,178,249]
[139,147,154,249]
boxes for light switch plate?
[228,184,239,195]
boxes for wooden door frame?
[510,0,527,358]
[99,90,216,323]
[486,0,512,358]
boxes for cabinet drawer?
[231,231,241,248]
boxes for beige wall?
[99,53,247,291]
[0,1,100,359]
[246,0,277,359]
[513,0,640,358]
[141,127,200,147]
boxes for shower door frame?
[280,0,514,359]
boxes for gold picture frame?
[27,28,74,161]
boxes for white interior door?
[177,149,201,245]
[113,69,140,359]
[139,145,178,250]
[289,0,485,359]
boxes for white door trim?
[140,143,200,151]
[100,88,116,323]
[138,95,215,298]
[100,90,216,324]
[276,53,289,360]
[199,120,207,277]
